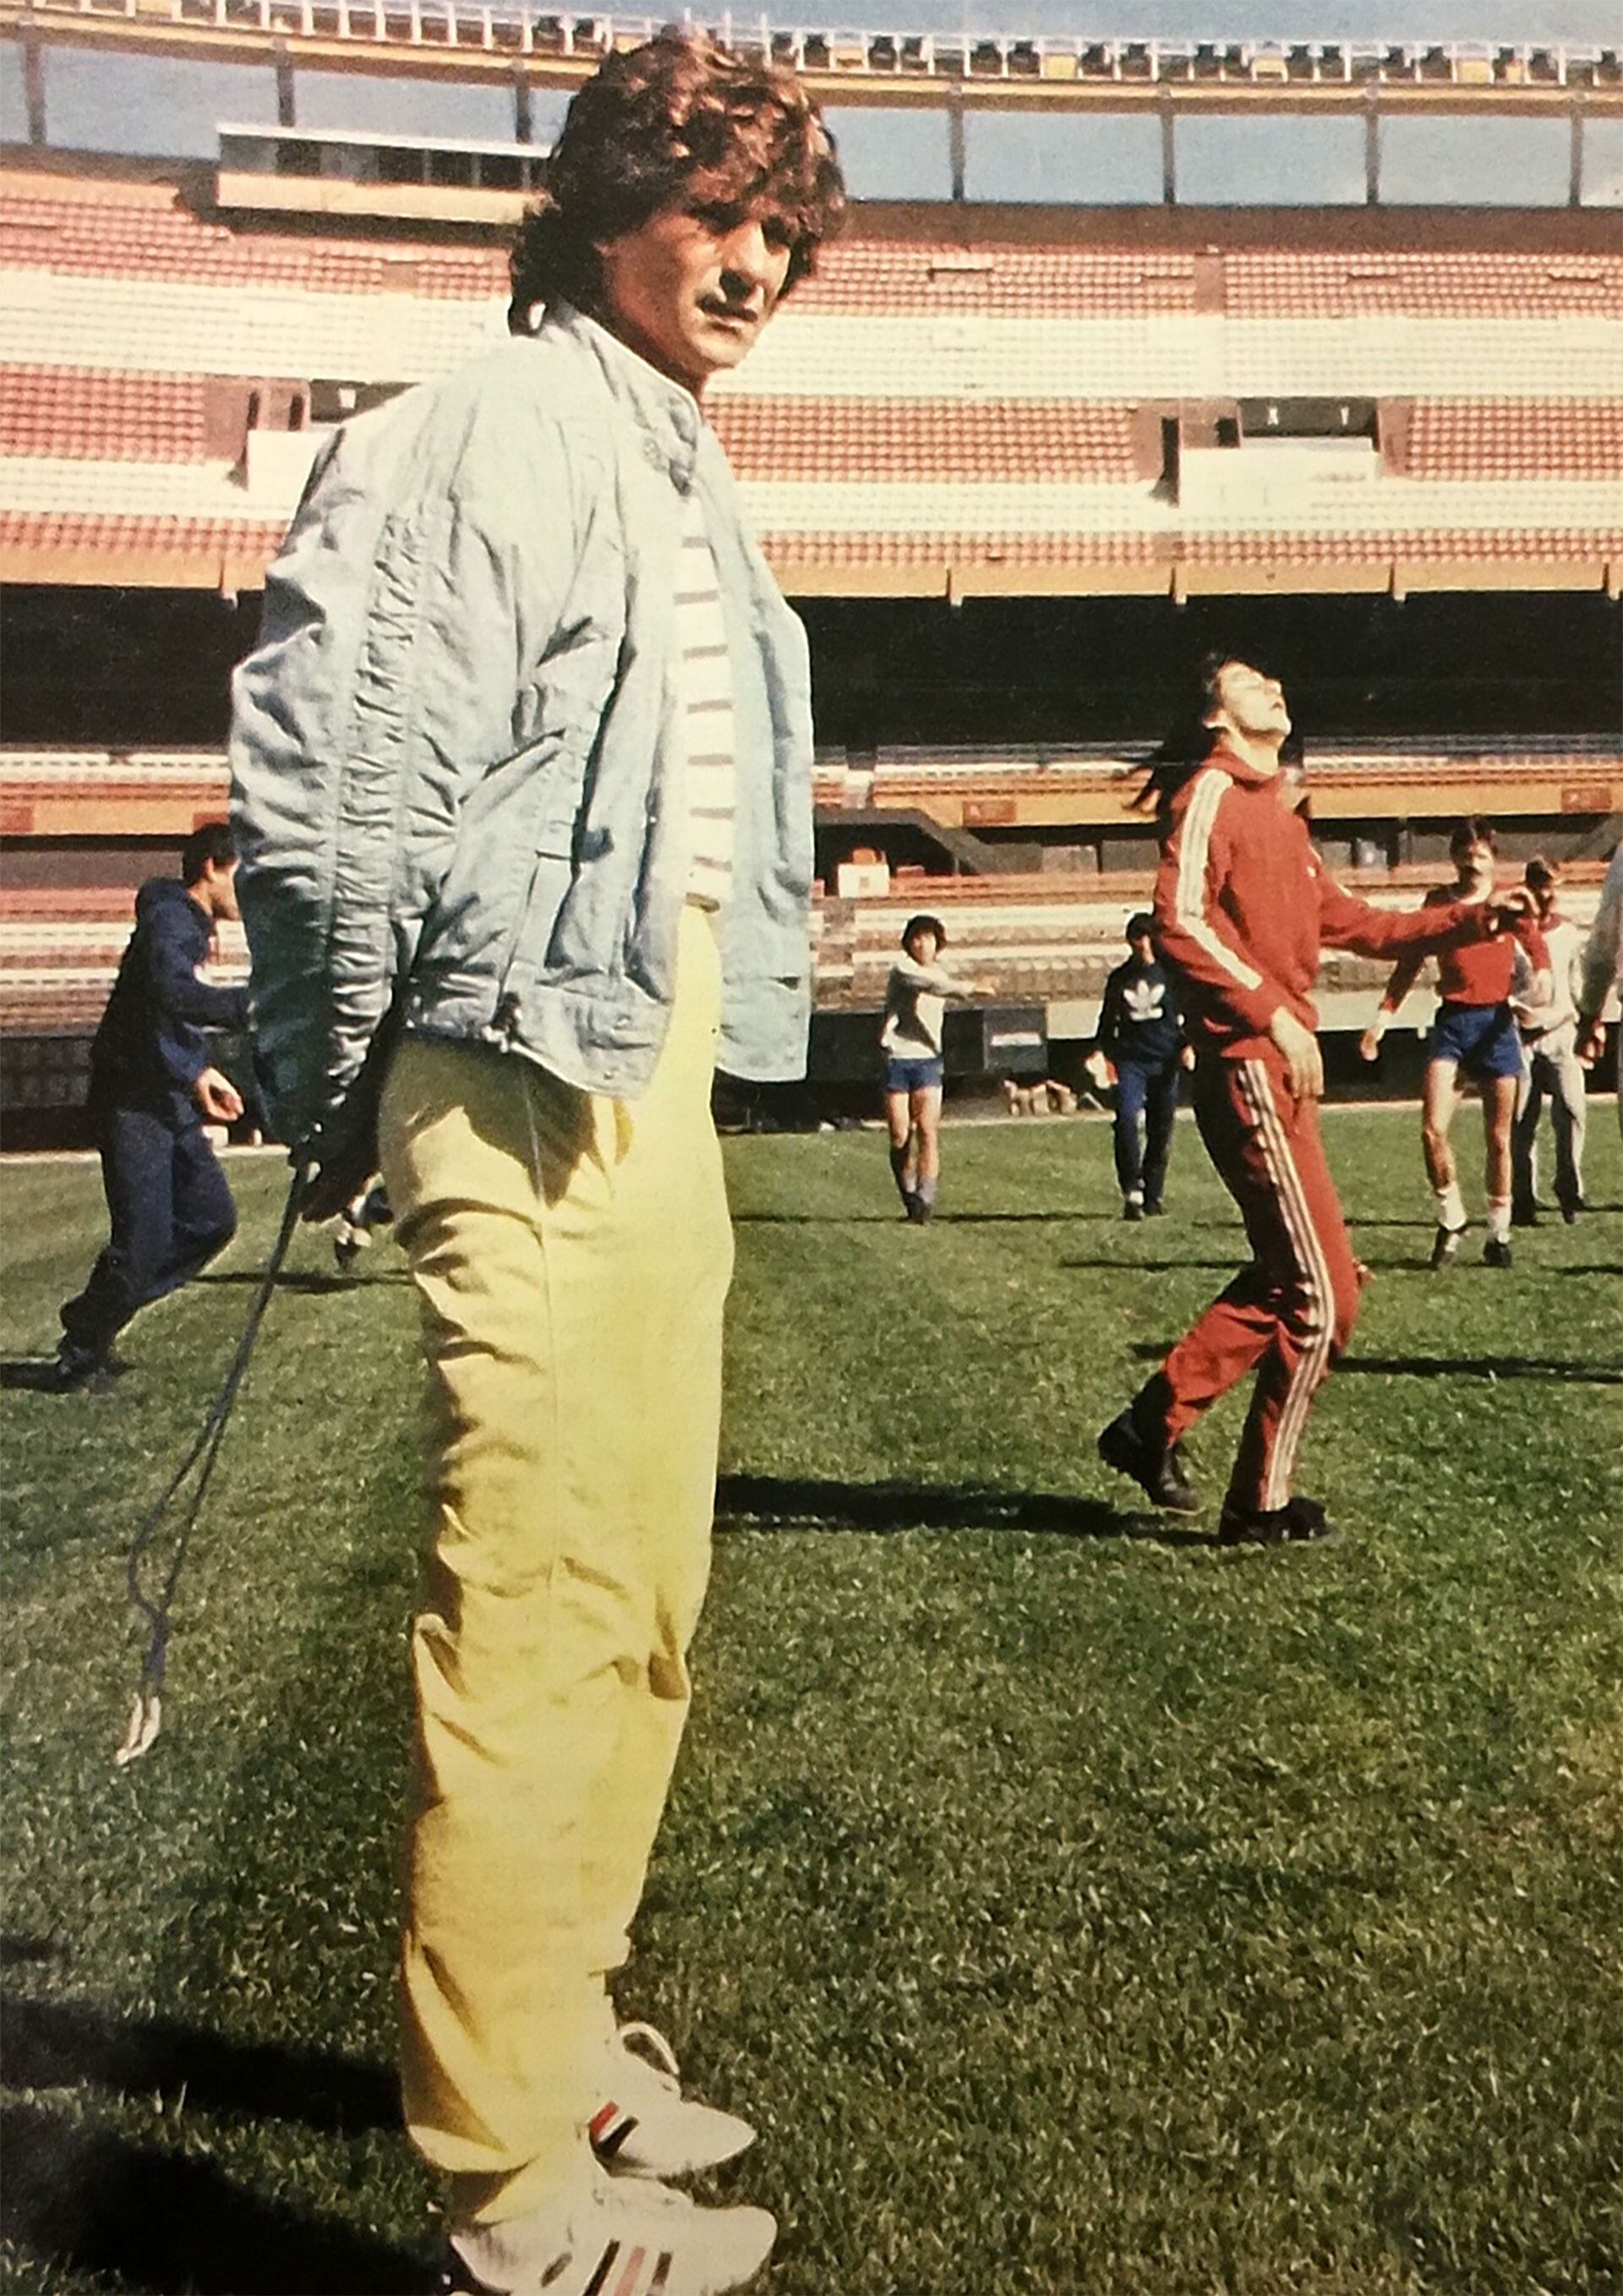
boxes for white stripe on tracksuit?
[1238,1058,1337,1512]
[1174,768,1266,998]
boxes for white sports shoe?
[592,2021,756,2179]
[445,2168,776,2296]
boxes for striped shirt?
[673,486,736,910]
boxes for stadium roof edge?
[4,6,1620,118]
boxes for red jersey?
[1378,885,1549,1011]
[1153,747,1492,1060]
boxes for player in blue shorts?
[879,914,991,1222]
[1361,821,1548,1267]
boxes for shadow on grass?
[0,1934,57,1967]
[730,1209,1116,1226]
[1057,1257,1241,1274]
[2,1358,79,1392]
[0,1354,139,1392]
[0,2100,424,2296]
[1352,1216,1461,1232]
[731,1210,914,1225]
[1125,1338,1620,1384]
[1357,1249,1623,1277]
[935,1210,1123,1226]
[715,1471,1210,1549]
[1,1991,396,2135]
[1342,1353,1623,1385]
[192,1270,410,1293]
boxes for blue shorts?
[1429,1001,1523,1082]
[884,1055,944,1095]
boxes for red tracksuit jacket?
[1378,885,1549,1011]
[1152,746,1490,1060]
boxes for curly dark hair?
[509,29,845,325]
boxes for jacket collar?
[546,299,706,487]
[1206,740,1285,791]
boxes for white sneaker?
[446,2168,776,2296]
[592,2021,756,2179]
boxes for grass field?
[3,1105,1621,2296]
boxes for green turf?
[3,1107,1620,2295]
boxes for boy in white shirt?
[879,913,990,1222]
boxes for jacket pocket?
[516,627,620,856]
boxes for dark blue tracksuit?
[59,879,249,1364]
[1098,955,1183,1206]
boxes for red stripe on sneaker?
[609,2246,648,2296]
[589,2102,639,2159]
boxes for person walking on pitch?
[1098,658,1520,1547]
[1360,820,1548,1270]
[51,823,248,1391]
[1096,911,1190,1221]
[878,912,991,1223]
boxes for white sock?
[1487,1197,1511,1243]
[1434,1182,1466,1232]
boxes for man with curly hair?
[232,33,844,2294]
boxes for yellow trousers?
[379,907,733,2224]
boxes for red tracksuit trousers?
[1156,1047,1362,1514]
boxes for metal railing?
[12,0,1623,88]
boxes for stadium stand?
[0,22,1618,1125]
[9,738,1616,841]
[1407,402,1623,478]
[3,732,1614,1085]
[3,161,1620,593]
[4,857,1608,1058]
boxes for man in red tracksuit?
[1096,657,1511,1547]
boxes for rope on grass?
[114,1164,309,1768]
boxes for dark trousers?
[1112,1058,1180,1203]
[59,1107,237,1359]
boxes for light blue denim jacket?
[228,302,816,1159]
